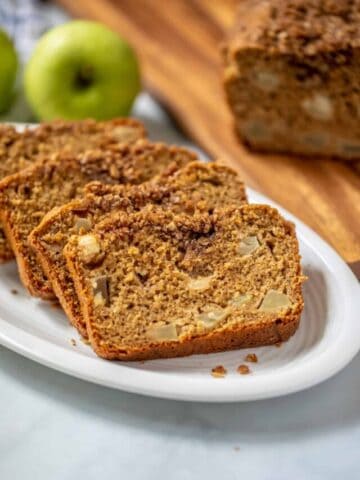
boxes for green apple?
[24,20,141,121]
[0,29,18,113]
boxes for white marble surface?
[1,342,360,479]
[1,94,360,479]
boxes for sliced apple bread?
[30,162,247,337]
[83,159,248,213]
[0,119,145,262]
[64,205,304,360]
[0,141,196,300]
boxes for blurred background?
[0,0,69,122]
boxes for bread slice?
[0,141,196,300]
[64,205,304,360]
[86,160,248,214]
[30,162,247,337]
[0,119,145,262]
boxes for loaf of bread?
[64,205,304,361]
[0,141,196,300]
[29,161,247,337]
[223,0,360,160]
[0,119,145,262]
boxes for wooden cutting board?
[58,0,360,268]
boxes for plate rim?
[0,123,359,402]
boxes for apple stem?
[75,65,93,89]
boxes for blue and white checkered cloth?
[0,0,68,61]
[0,0,69,121]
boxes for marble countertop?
[0,94,359,479]
[1,341,360,479]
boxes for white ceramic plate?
[0,125,359,402]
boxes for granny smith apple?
[24,20,141,120]
[0,29,18,113]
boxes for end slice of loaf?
[0,119,145,262]
[222,0,360,159]
[30,162,247,337]
[64,205,305,360]
[0,141,196,300]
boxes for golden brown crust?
[64,205,304,361]
[0,141,196,299]
[91,314,301,361]
[0,229,14,263]
[0,119,146,263]
[225,0,360,58]
[30,161,247,336]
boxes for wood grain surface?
[57,0,360,264]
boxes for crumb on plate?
[245,353,258,363]
[237,364,251,375]
[211,365,227,378]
